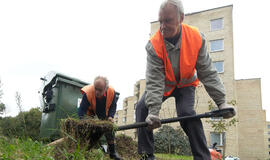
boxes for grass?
[0,137,193,160]
[0,137,54,159]
[0,137,102,160]
[155,153,193,160]
[0,136,115,160]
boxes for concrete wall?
[236,79,268,159]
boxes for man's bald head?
[93,76,109,98]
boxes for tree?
[0,108,42,140]
[154,125,192,156]
[22,108,42,140]
[0,78,6,115]
[15,91,27,136]
[15,91,23,112]
[0,116,17,137]
[0,103,5,115]
[206,100,238,158]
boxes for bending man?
[78,76,122,160]
[136,0,235,160]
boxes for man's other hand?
[218,103,236,119]
[146,114,161,130]
[108,117,114,122]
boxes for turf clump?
[51,117,140,159]
[61,117,115,149]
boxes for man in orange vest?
[78,76,122,160]
[136,0,235,160]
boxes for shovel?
[117,108,234,131]
[50,108,234,148]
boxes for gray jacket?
[145,29,226,116]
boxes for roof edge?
[151,4,233,24]
[186,4,233,16]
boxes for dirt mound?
[115,134,140,159]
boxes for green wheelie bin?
[39,71,89,140]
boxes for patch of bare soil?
[115,134,140,160]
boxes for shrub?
[154,125,192,156]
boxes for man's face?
[94,79,106,98]
[158,4,183,39]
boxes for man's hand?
[146,114,161,130]
[218,103,236,119]
[108,117,114,122]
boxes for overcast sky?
[0,0,269,120]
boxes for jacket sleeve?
[195,33,226,106]
[108,91,119,118]
[78,94,90,119]
[145,41,165,116]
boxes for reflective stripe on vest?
[81,84,115,116]
[150,23,202,96]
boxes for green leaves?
[206,100,238,134]
[154,125,192,156]
[0,78,5,115]
[0,108,42,140]
[0,103,5,115]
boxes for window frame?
[210,39,224,52]
[213,61,224,73]
[122,117,126,123]
[210,132,225,146]
[210,18,224,31]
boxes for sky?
[0,0,269,120]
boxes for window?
[211,18,224,31]
[213,61,224,73]
[210,132,225,146]
[268,131,270,135]
[268,124,270,129]
[268,138,270,142]
[77,98,82,108]
[269,145,270,149]
[122,117,126,123]
[210,39,224,52]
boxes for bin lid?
[40,71,89,93]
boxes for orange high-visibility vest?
[150,23,202,96]
[209,149,222,160]
[81,84,115,116]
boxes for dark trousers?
[136,86,211,160]
[104,131,115,144]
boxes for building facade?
[115,5,269,160]
[266,122,270,159]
